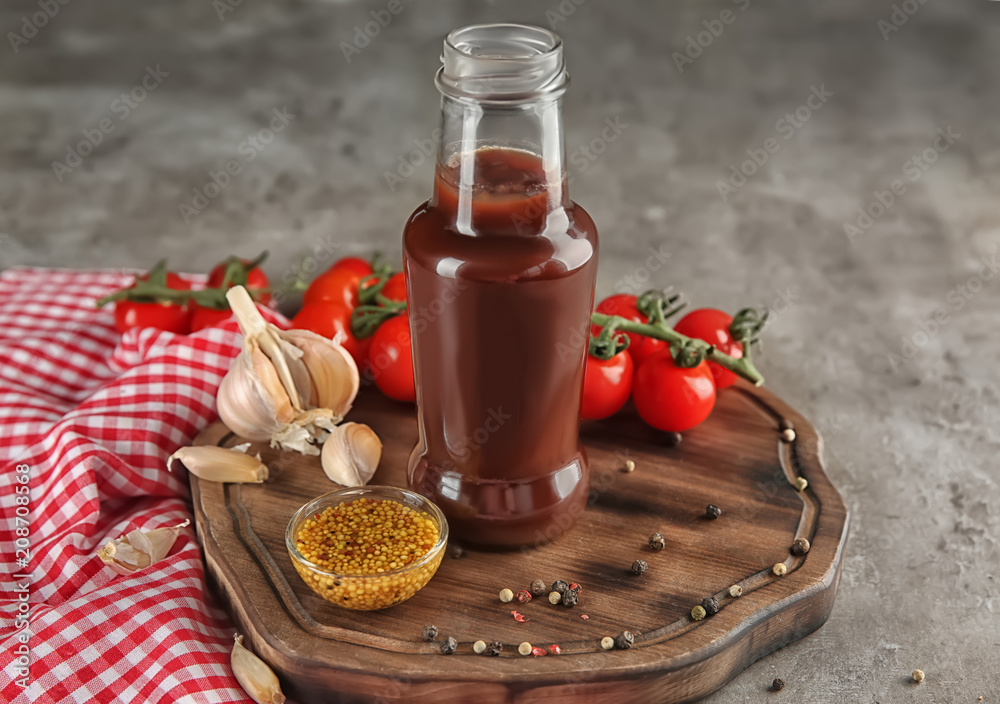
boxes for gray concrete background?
[2,0,999,701]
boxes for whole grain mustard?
[291,497,442,610]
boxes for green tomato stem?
[590,312,765,387]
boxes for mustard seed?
[912,669,924,683]
[548,591,562,605]
[421,625,438,642]
[691,605,706,621]
[791,538,811,556]
[499,588,514,603]
[772,677,785,691]
[486,641,503,657]
[294,499,438,575]
[291,497,440,610]
[614,631,635,650]
[518,642,533,656]
[529,579,547,596]
[624,459,636,473]
[600,636,615,650]
[648,533,665,551]
[781,428,796,442]
[473,640,487,654]
[794,476,808,492]
[729,585,743,598]
[440,637,457,655]
[631,559,648,575]
[773,562,787,576]
[706,504,722,519]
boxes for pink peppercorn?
[547,644,561,655]
[516,589,532,604]
[530,647,547,657]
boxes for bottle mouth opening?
[437,23,569,103]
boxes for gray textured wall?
[2,1,999,701]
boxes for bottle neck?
[432,95,569,236]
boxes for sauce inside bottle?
[404,146,598,548]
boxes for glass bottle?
[403,24,598,548]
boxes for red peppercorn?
[569,582,582,592]
[516,589,532,604]
[547,644,561,655]
[530,647,547,657]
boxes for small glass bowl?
[285,486,448,611]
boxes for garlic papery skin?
[168,445,268,483]
[231,634,286,704]
[321,422,382,487]
[217,286,359,455]
[98,519,190,576]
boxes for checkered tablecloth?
[0,267,283,703]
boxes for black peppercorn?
[648,533,665,551]
[701,596,719,616]
[421,625,438,642]
[561,589,579,607]
[552,580,570,594]
[529,579,547,596]
[705,504,722,519]
[614,631,635,650]
[791,537,811,556]
[666,431,682,446]
[631,559,648,575]
[440,637,457,655]
[486,640,503,657]
[772,677,785,691]
[449,544,464,559]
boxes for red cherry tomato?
[292,302,370,368]
[113,273,192,334]
[329,257,374,278]
[304,259,375,309]
[207,259,271,304]
[632,349,716,433]
[368,315,415,402]
[581,351,633,420]
[189,305,233,332]
[380,272,407,304]
[672,308,743,390]
[592,294,666,368]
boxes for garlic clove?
[228,287,305,411]
[168,445,268,483]
[321,422,382,487]
[231,634,286,704]
[281,329,359,419]
[98,519,190,575]
[217,348,295,442]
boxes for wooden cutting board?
[190,381,849,704]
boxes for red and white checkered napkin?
[0,267,285,704]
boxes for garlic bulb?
[231,633,286,704]
[168,445,268,483]
[98,519,190,575]
[321,422,382,486]
[217,286,359,455]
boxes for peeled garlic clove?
[232,634,286,704]
[321,422,382,487]
[98,519,190,575]
[168,445,268,483]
